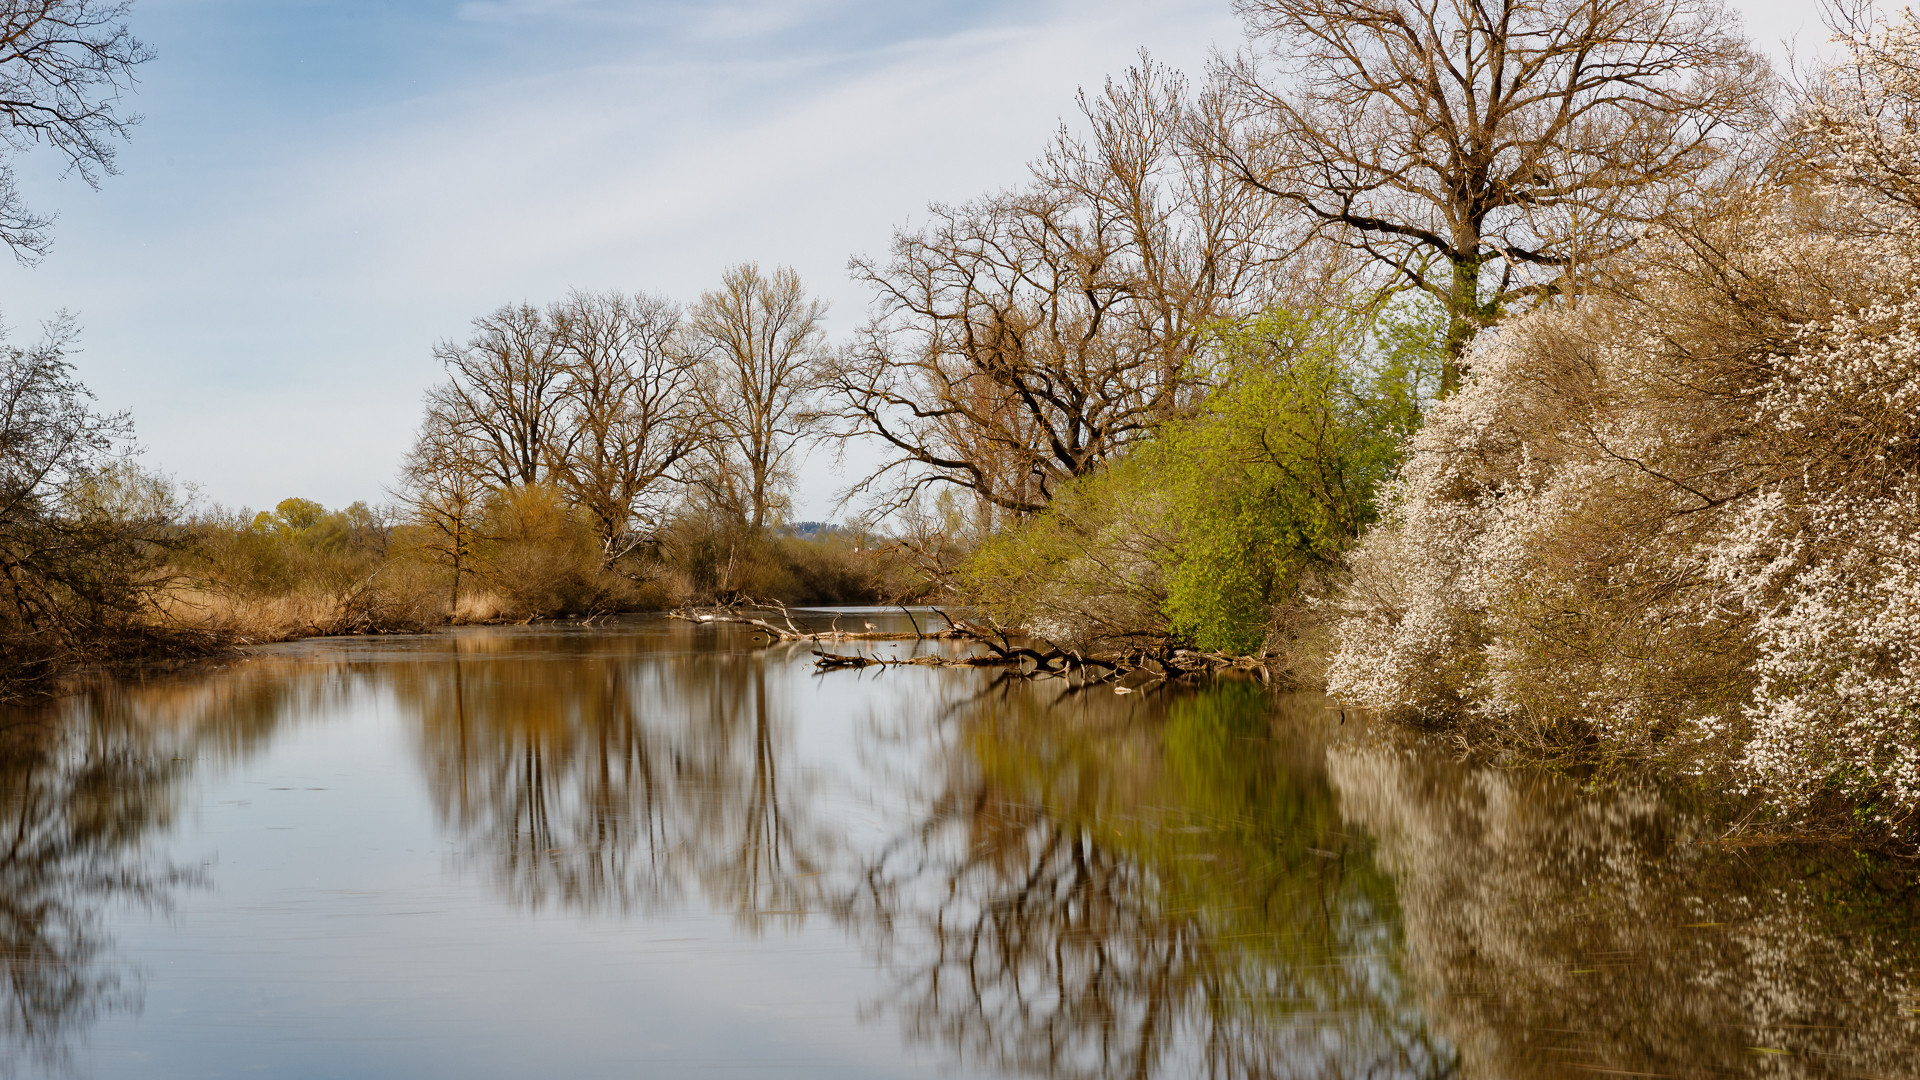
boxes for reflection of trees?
[1331,745,1920,1078]
[843,676,1920,1078]
[0,708,201,1077]
[841,680,1455,1080]
[399,629,824,924]
[0,646,443,1076]
[16,623,1919,1080]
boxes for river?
[0,613,1915,1078]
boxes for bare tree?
[428,303,568,489]
[824,61,1298,522]
[0,0,153,261]
[1210,0,1772,390]
[0,314,184,689]
[688,263,827,534]
[393,404,487,611]
[546,289,703,562]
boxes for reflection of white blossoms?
[1330,743,1920,1077]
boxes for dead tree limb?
[669,598,974,643]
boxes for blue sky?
[0,0,1829,519]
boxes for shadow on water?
[0,618,1916,1077]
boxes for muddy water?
[0,614,1915,1078]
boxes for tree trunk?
[1442,250,1483,396]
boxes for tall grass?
[162,492,928,644]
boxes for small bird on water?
[863,620,877,632]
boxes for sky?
[0,0,1837,521]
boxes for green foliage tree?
[1155,302,1439,652]
[961,299,1441,654]
[272,497,324,533]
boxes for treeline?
[158,489,904,642]
[166,266,918,640]
[0,0,1765,675]
[388,265,902,616]
[0,272,910,682]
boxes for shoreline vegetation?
[9,0,1920,853]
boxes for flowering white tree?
[1328,8,1920,837]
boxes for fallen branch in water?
[810,628,1277,687]
[667,598,975,643]
[673,600,1277,685]
[811,649,1014,670]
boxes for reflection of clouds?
[1331,745,1920,1077]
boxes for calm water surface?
[2,615,1918,1078]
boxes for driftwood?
[671,599,1276,687]
[812,644,1271,678]
[666,599,974,643]
[810,609,1277,688]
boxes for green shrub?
[960,299,1440,653]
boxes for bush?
[655,516,925,607]
[0,323,194,694]
[171,497,441,638]
[1155,306,1433,652]
[960,301,1439,656]
[468,483,612,616]
[176,481,920,640]
[1326,189,1920,837]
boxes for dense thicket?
[1326,9,1920,838]
[0,319,188,693]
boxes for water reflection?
[0,622,1916,1078]
[843,675,1920,1078]
[1333,745,1920,1077]
[400,629,827,925]
[0,699,201,1077]
[839,679,1455,1079]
